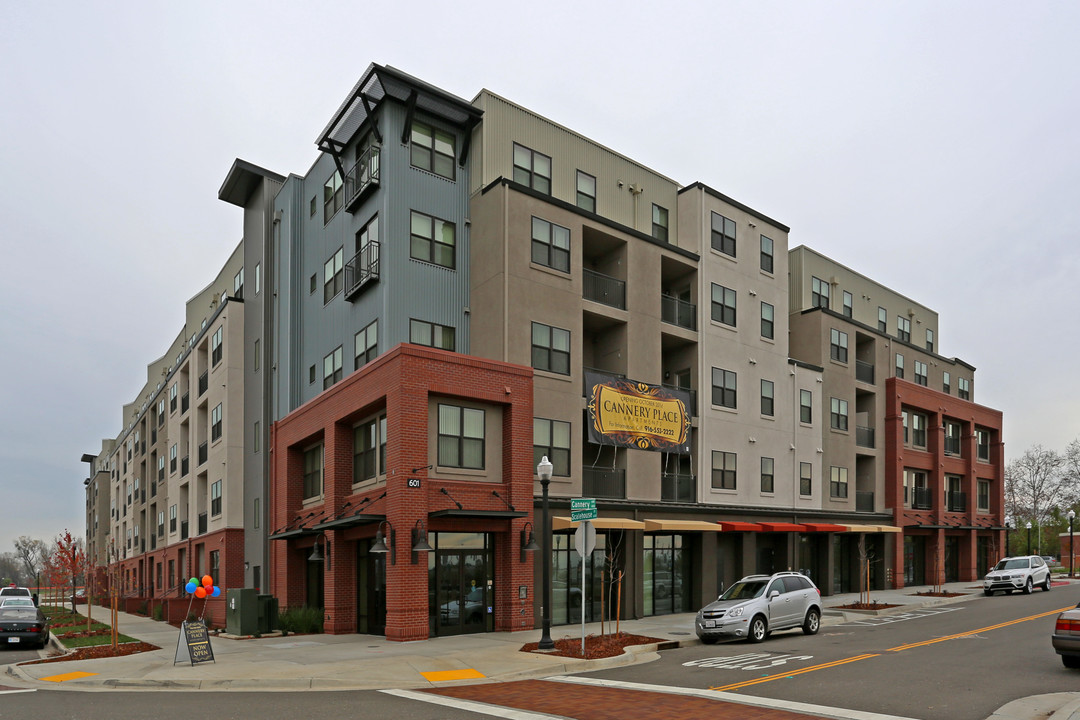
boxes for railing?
[662,383,697,415]
[198,513,208,535]
[198,442,208,466]
[140,489,145,503]
[856,491,875,513]
[661,295,697,331]
[583,466,626,500]
[856,426,875,448]
[945,438,961,456]
[150,536,156,550]
[583,269,626,310]
[344,240,380,301]
[198,371,208,396]
[181,456,190,477]
[180,520,189,540]
[856,360,875,384]
[181,392,190,413]
[913,487,933,510]
[946,491,967,513]
[661,473,695,503]
[344,145,381,212]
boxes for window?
[576,171,596,212]
[410,210,455,268]
[711,451,736,490]
[760,302,774,339]
[531,322,570,375]
[410,121,455,180]
[711,212,736,256]
[811,276,830,308]
[958,377,971,400]
[800,462,812,496]
[310,196,316,217]
[710,283,736,326]
[800,389,812,424]
[210,550,219,583]
[233,267,244,299]
[158,456,165,482]
[210,480,222,516]
[760,380,774,417]
[902,410,908,443]
[711,367,737,409]
[211,403,222,442]
[309,365,316,384]
[158,399,165,426]
[910,412,927,448]
[323,346,343,389]
[760,457,774,493]
[534,418,571,476]
[903,468,929,507]
[211,326,223,366]
[760,235,773,273]
[169,444,177,473]
[842,291,853,318]
[303,445,323,500]
[830,397,848,431]
[254,263,260,294]
[652,204,669,243]
[977,479,990,511]
[438,405,485,469]
[945,421,961,455]
[531,217,570,272]
[353,417,381,483]
[878,306,887,332]
[513,143,550,194]
[323,170,343,223]
[943,371,951,394]
[926,328,934,352]
[254,497,260,529]
[830,328,848,363]
[169,504,177,533]
[977,429,990,461]
[253,421,260,453]
[895,353,904,379]
[897,315,911,343]
[254,339,260,372]
[309,273,317,295]
[830,467,849,498]
[914,360,928,386]
[410,319,455,351]
[324,248,344,303]
[354,320,377,369]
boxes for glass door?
[429,533,493,637]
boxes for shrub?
[152,604,164,621]
[277,606,324,635]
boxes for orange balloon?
[202,575,213,588]
[195,586,207,599]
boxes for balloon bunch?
[184,575,221,599]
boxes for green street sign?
[570,498,597,522]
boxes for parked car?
[0,597,36,609]
[984,555,1052,595]
[0,604,50,649]
[0,585,34,606]
[1052,602,1080,669]
[695,571,821,644]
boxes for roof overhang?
[428,509,527,519]
[643,519,722,532]
[268,528,319,541]
[218,158,286,207]
[312,514,385,531]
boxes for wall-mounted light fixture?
[411,519,433,564]
[308,532,331,570]
[520,521,539,562]
[370,520,396,565]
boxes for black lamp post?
[537,456,554,650]
[1004,521,1010,558]
[1026,521,1032,556]
[1068,510,1075,579]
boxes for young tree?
[52,530,86,613]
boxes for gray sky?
[2,1,1078,555]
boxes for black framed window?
[211,403,223,441]
[410,319,455,351]
[711,450,736,490]
[353,418,379,483]
[324,248,343,303]
[354,320,377,369]
[761,302,774,339]
[977,429,990,461]
[811,276,829,308]
[830,467,848,498]
[910,412,927,447]
[410,210,455,268]
[830,397,848,430]
[513,143,551,194]
[531,322,570,375]
[943,371,951,394]
[926,328,934,352]
[438,404,485,469]
[958,377,971,400]
[878,306,887,332]
[303,445,323,500]
[410,121,455,180]
[711,212,736,256]
[760,235,773,272]
[323,170,343,223]
[830,328,848,363]
[710,283,736,327]
[760,379,774,416]
[169,504,177,533]
[760,457,774,493]
[211,480,222,516]
[531,217,570,272]
[897,316,911,342]
[323,346,342,389]
[534,418,571,476]
[800,389,812,424]
[945,421,962,455]
[711,367,736,409]
[800,462,812,496]
[977,480,990,511]
[211,327,223,366]
[914,360,928,386]
[842,291,853,318]
[652,204,669,242]
[576,171,596,213]
[896,353,904,379]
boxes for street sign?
[574,520,596,557]
[570,498,597,522]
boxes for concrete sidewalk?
[3,580,1079,719]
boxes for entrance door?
[904,536,925,585]
[430,533,493,637]
[356,540,386,635]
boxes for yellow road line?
[708,654,880,692]
[886,606,1072,652]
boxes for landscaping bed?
[521,632,665,660]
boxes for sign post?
[574,519,596,655]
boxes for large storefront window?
[552,532,612,625]
[644,534,691,616]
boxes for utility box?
[226,588,258,636]
[257,594,279,633]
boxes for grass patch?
[38,605,141,649]
[60,633,140,648]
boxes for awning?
[758,522,807,532]
[312,514,384,531]
[268,528,318,541]
[720,522,762,532]
[643,519,722,532]
[877,525,903,533]
[801,522,848,533]
[844,523,903,533]
[553,516,646,530]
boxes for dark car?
[1052,602,1080,668]
[0,605,50,649]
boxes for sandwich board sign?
[174,619,215,665]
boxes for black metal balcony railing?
[140,489,145,503]
[181,456,190,477]
[198,442,208,466]
[150,481,156,498]
[170,457,177,473]
[181,392,190,413]
[945,438,961,456]
[661,383,697,415]
[946,491,967,513]
[140,540,145,553]
[583,269,626,310]
[180,520,189,540]
[661,295,697,331]
[198,371,208,396]
[913,487,932,510]
[150,535,156,550]
[856,425,875,448]
[661,472,696,503]
[856,491,875,513]
[198,512,208,536]
[344,240,380,301]
[856,360,875,384]
[344,145,381,213]
[583,466,626,500]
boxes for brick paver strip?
[428,679,829,720]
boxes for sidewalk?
[3,580,1078,719]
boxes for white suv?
[984,555,1051,595]
[695,571,821,644]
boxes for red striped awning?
[758,522,807,532]
[721,522,762,532]
[801,523,848,533]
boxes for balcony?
[856,360,875,384]
[344,240,380,301]
[198,512,208,535]
[913,487,932,510]
[583,466,626,500]
[198,371,208,397]
[180,520,189,540]
[198,442,208,466]
[181,456,190,477]
[662,383,697,415]
[583,269,626,310]
[344,145,381,213]
[150,535,157,550]
[661,472,695,503]
[661,295,697,331]
[181,392,190,414]
[946,491,967,513]
[856,491,875,513]
[856,426,875,448]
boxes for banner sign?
[585,372,692,454]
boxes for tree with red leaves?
[52,530,86,613]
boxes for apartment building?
[81,439,115,570]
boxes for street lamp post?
[1004,521,1010,558]
[1026,521,1032,556]
[1068,510,1075,579]
[537,456,555,650]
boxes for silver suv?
[984,555,1051,595]
[695,571,821,644]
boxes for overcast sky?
[2,1,1078,555]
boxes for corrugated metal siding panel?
[788,247,804,313]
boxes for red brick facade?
[885,377,1004,586]
[269,344,534,640]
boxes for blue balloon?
[211,586,221,598]
[185,582,197,594]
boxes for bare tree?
[1058,440,1080,508]
[1005,446,1067,554]
[13,536,48,590]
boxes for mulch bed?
[19,642,160,665]
[520,632,664,660]
[54,629,113,639]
